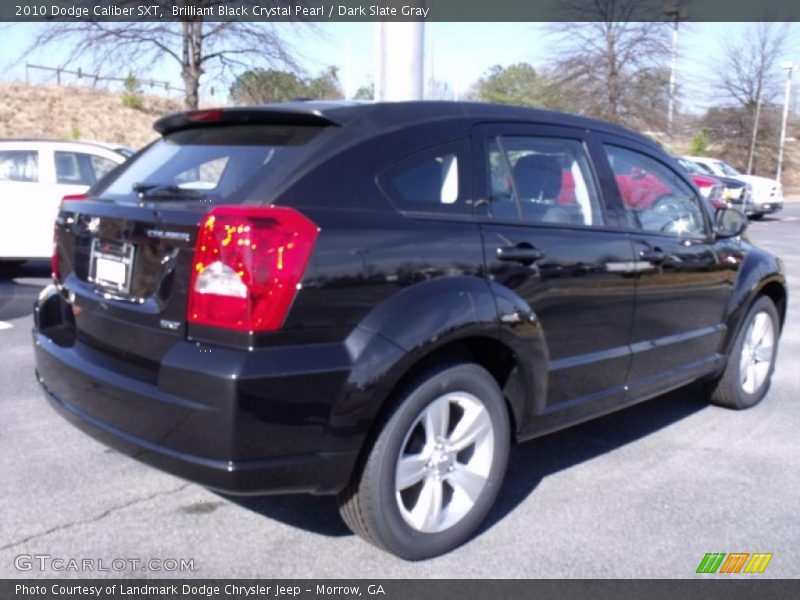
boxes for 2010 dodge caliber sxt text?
[34,102,786,560]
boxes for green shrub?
[122,73,144,110]
[690,129,710,155]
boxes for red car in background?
[556,169,674,209]
[613,166,725,211]
[542,157,724,212]
[614,167,670,210]
[688,173,726,209]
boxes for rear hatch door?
[54,120,334,369]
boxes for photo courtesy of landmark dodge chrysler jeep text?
[34,102,786,560]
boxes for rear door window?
[96,125,325,204]
[0,150,38,182]
[55,151,94,185]
[55,151,118,185]
[489,136,605,226]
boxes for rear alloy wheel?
[395,391,494,533]
[338,363,510,560]
[709,296,780,409]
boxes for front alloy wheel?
[709,295,780,409]
[739,311,775,395]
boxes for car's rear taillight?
[710,198,727,210]
[187,206,319,332]
[62,193,88,202]
[707,184,727,209]
[61,192,87,204]
[691,175,717,198]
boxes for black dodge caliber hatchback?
[35,102,786,559]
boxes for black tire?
[338,362,510,560]
[708,296,780,409]
[749,213,765,221]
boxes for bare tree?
[467,63,577,111]
[547,0,671,129]
[718,22,792,174]
[229,66,343,105]
[426,78,454,101]
[702,104,783,176]
[25,1,305,109]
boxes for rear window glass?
[90,155,119,180]
[378,141,470,215]
[0,150,38,182]
[96,125,323,204]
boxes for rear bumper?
[36,369,355,494]
[33,289,359,495]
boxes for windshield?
[690,161,714,175]
[715,160,741,177]
[96,124,324,204]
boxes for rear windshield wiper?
[133,183,209,201]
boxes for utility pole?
[373,22,384,101]
[427,22,435,100]
[344,35,353,100]
[776,61,794,183]
[664,3,686,145]
[374,11,425,101]
[747,95,763,175]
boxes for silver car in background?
[683,155,783,219]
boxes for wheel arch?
[333,333,525,492]
[757,280,787,330]
[324,275,549,489]
[376,335,526,436]
[719,247,787,362]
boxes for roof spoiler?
[153,106,342,135]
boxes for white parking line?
[0,321,13,330]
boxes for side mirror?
[714,207,747,238]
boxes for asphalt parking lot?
[1,205,798,579]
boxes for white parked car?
[0,140,128,264]
[683,156,783,219]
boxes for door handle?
[497,244,546,265]
[639,249,667,264]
